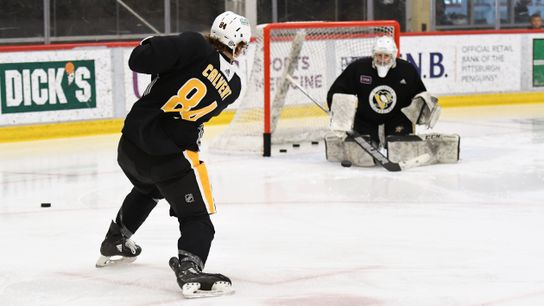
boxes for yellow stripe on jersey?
[183,150,216,214]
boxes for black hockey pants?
[115,135,215,264]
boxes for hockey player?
[96,11,251,298]
[325,36,458,167]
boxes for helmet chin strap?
[229,43,247,61]
[230,47,238,60]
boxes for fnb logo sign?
[403,52,447,79]
[0,60,96,114]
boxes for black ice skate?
[96,221,141,268]
[169,252,233,298]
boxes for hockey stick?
[285,74,430,172]
[348,131,430,171]
[285,74,328,113]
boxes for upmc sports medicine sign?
[0,60,96,114]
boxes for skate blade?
[182,281,234,299]
[95,255,137,268]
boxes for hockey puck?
[292,143,300,148]
[41,203,51,208]
[311,141,319,145]
[279,149,287,153]
[341,160,352,167]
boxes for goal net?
[209,20,400,156]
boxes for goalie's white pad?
[387,133,460,165]
[325,132,375,167]
[401,91,441,129]
[329,93,358,132]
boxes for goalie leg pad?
[325,133,375,167]
[325,133,346,162]
[387,133,460,164]
[344,137,375,167]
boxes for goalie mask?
[372,36,398,78]
[210,11,251,59]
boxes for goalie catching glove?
[401,91,441,129]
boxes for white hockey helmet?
[210,11,251,57]
[372,36,398,78]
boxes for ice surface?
[1,104,544,306]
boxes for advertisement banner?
[0,60,96,114]
[0,49,112,126]
[400,34,522,95]
[533,38,544,87]
[1,31,542,130]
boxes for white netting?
[209,21,398,155]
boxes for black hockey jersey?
[327,57,426,128]
[123,32,242,155]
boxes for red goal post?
[209,20,400,156]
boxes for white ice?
[1,104,544,306]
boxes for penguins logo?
[368,85,397,114]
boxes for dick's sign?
[0,60,96,114]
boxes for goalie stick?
[285,74,430,171]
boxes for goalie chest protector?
[327,57,426,126]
